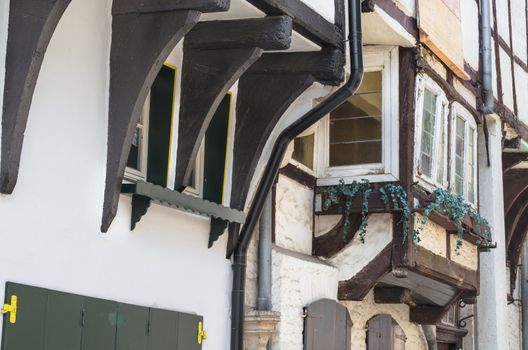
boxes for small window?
[415,76,448,189]
[318,46,399,184]
[451,105,478,204]
[441,304,457,326]
[329,71,383,167]
[126,96,150,181]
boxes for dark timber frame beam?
[247,0,343,48]
[1,0,72,194]
[230,49,344,211]
[174,16,293,190]
[101,0,228,232]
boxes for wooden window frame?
[125,94,151,182]
[414,74,449,192]
[450,103,478,206]
[317,46,400,186]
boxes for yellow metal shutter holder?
[2,295,17,324]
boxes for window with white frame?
[317,46,399,184]
[451,104,478,205]
[126,95,150,182]
[414,75,449,189]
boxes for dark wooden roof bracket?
[101,0,229,232]
[230,49,345,211]
[1,0,72,194]
[174,16,294,190]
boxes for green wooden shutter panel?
[147,64,176,187]
[1,283,202,350]
[203,93,231,204]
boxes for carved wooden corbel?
[174,16,293,190]
[101,0,229,232]
[230,49,344,211]
[1,0,72,194]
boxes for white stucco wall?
[299,0,335,24]
[0,0,232,348]
[460,0,480,70]
[271,246,339,350]
[329,214,392,280]
[506,267,523,350]
[275,175,314,255]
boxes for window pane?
[420,89,437,178]
[455,116,466,196]
[329,71,382,166]
[292,133,315,170]
[127,127,143,171]
[436,104,446,184]
[468,127,476,203]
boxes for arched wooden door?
[304,299,352,350]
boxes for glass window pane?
[292,133,315,170]
[467,127,476,203]
[436,104,446,184]
[455,116,466,196]
[127,127,142,171]
[329,71,383,166]
[420,89,437,178]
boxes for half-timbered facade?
[2,0,528,349]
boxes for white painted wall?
[275,175,314,255]
[460,0,480,70]
[329,214,392,280]
[271,246,339,350]
[0,0,232,348]
[299,0,335,24]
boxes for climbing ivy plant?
[418,188,492,251]
[322,181,491,251]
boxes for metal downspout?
[257,193,273,312]
[230,0,364,348]
[422,325,438,350]
[481,0,493,165]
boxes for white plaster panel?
[299,0,335,24]
[0,1,231,348]
[496,0,511,43]
[395,0,416,17]
[275,175,314,255]
[515,63,528,125]
[341,291,428,350]
[329,214,393,280]
[501,48,515,111]
[492,37,499,100]
[271,247,339,350]
[511,0,528,62]
[314,215,342,237]
[415,214,447,258]
[453,78,477,109]
[450,235,478,271]
[460,0,480,70]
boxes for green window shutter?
[147,64,177,187]
[203,93,231,204]
[148,308,179,350]
[115,303,149,350]
[44,291,84,350]
[1,283,48,350]
[81,298,118,350]
[177,313,203,350]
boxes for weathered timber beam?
[0,0,72,194]
[248,49,345,85]
[112,0,229,15]
[247,0,343,48]
[174,17,293,190]
[184,16,292,51]
[412,246,479,292]
[503,152,528,172]
[313,215,361,258]
[505,187,528,249]
[410,291,464,325]
[102,1,228,232]
[338,245,392,301]
[230,50,345,210]
[503,171,528,214]
[374,287,414,305]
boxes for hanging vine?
[322,182,491,250]
[418,188,492,251]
